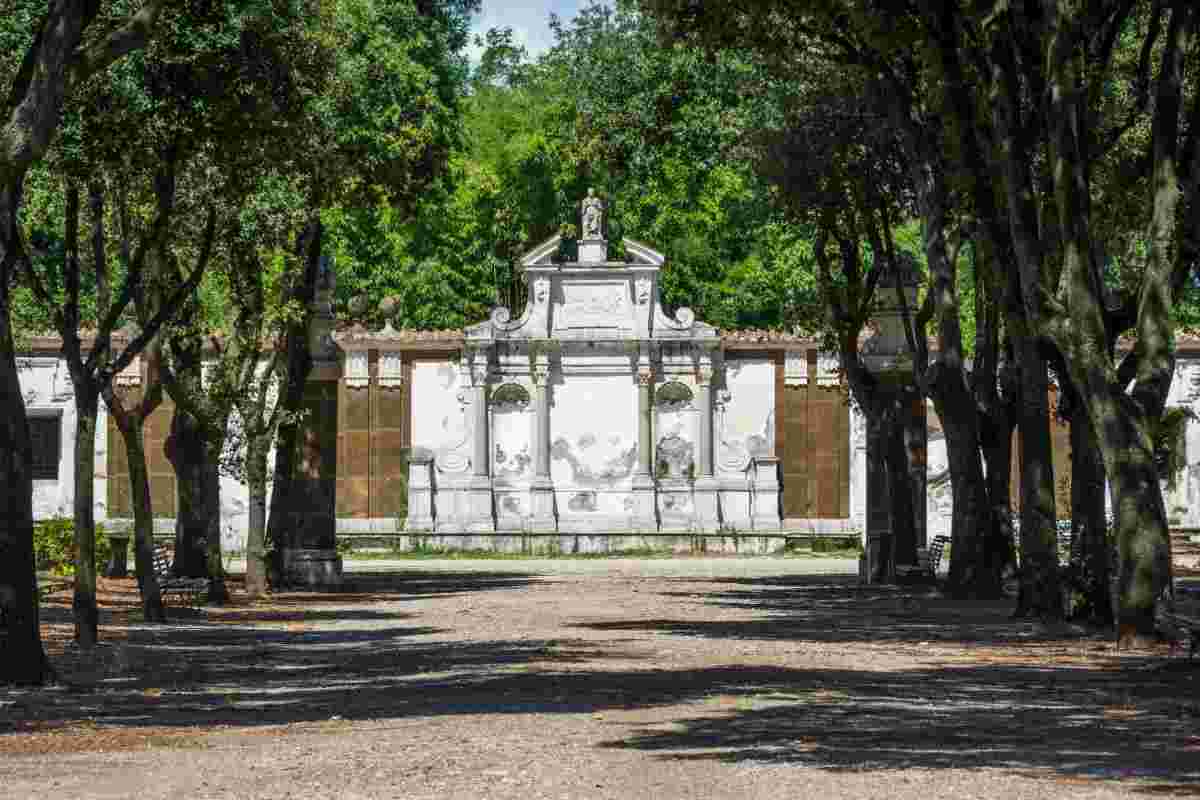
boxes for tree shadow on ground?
[628,575,1098,645]
[602,660,1200,793]
[338,569,546,598]
[8,570,1200,792]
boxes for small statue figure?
[581,188,604,240]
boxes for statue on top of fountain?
[578,188,607,263]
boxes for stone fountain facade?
[403,200,782,551]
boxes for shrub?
[810,535,862,553]
[33,517,115,576]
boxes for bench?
[153,545,209,607]
[1160,611,1200,659]
[916,535,949,578]
[1159,583,1200,659]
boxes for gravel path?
[3,558,1198,798]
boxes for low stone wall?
[339,531,790,555]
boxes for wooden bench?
[153,545,209,607]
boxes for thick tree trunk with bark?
[1086,387,1173,643]
[1067,392,1112,625]
[244,433,270,598]
[166,406,212,577]
[1011,333,1062,619]
[203,435,229,605]
[0,190,51,680]
[979,410,1016,576]
[71,388,101,644]
[888,388,923,571]
[933,368,1002,598]
[113,418,166,622]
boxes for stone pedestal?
[630,475,659,532]
[578,239,606,263]
[693,477,720,533]
[750,456,782,530]
[280,548,343,589]
[530,478,557,532]
[406,454,435,531]
[466,476,496,533]
[105,535,130,578]
[657,480,694,532]
[719,477,753,532]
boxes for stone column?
[693,352,719,532]
[631,356,658,532]
[530,350,556,532]
[638,370,654,476]
[467,349,495,534]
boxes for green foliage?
[33,518,115,577]
[330,2,820,333]
[807,536,863,554]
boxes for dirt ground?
[2,558,1199,799]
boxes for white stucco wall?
[19,356,76,520]
[717,357,774,475]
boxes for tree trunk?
[166,405,210,577]
[980,412,1016,579]
[880,388,922,574]
[1011,332,1062,619]
[203,437,229,605]
[71,387,101,645]
[1089,393,1173,644]
[1069,399,1112,626]
[935,368,1002,598]
[245,433,270,598]
[0,189,51,680]
[266,214,321,579]
[117,423,166,623]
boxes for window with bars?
[29,414,61,481]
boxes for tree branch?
[70,0,168,84]
[103,205,217,386]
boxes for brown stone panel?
[809,384,849,519]
[776,349,851,521]
[343,382,371,432]
[149,474,176,517]
[338,477,370,519]
[108,476,131,516]
[336,373,371,519]
[106,407,129,515]
[779,352,812,518]
[146,400,176,518]
[343,431,371,478]
[374,383,408,431]
[370,357,411,520]
[373,424,408,520]
[372,475,407,517]
[105,391,177,519]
